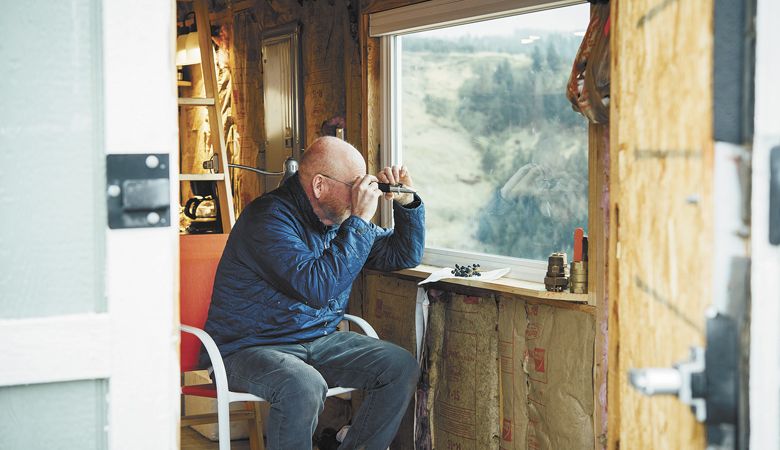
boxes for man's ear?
[311,174,324,199]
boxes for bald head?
[299,136,366,184]
[298,137,367,225]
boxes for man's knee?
[378,342,419,390]
[397,348,420,390]
[277,368,329,413]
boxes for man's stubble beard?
[321,196,351,225]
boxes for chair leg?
[217,395,232,450]
[246,402,265,450]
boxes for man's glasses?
[319,172,416,194]
[319,173,354,188]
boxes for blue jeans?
[223,331,419,450]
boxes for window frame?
[375,0,588,283]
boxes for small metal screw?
[145,155,160,169]
[146,212,161,225]
[107,184,121,197]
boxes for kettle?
[183,195,221,234]
[184,196,216,220]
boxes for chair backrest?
[180,233,229,372]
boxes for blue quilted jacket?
[204,174,425,359]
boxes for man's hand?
[351,174,383,222]
[377,165,414,205]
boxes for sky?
[417,3,590,38]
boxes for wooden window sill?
[370,264,590,304]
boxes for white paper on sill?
[417,267,511,286]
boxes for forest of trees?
[407,31,589,261]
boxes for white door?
[750,0,780,448]
[262,26,303,193]
[0,1,179,449]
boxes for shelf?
[180,173,225,181]
[178,97,215,106]
[387,264,591,304]
[177,80,193,87]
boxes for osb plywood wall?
[609,0,713,448]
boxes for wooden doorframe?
[103,0,180,448]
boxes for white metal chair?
[179,235,379,449]
[181,315,378,450]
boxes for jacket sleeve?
[365,195,426,272]
[243,206,378,309]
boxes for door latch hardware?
[107,154,170,229]
[629,309,739,447]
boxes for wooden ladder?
[178,0,235,232]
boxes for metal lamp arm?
[227,163,284,176]
[202,154,299,180]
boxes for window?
[375,0,590,282]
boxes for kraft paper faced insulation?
[360,274,596,450]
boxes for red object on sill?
[573,227,584,262]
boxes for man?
[204,136,425,450]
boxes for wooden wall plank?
[229,10,265,211]
[589,122,609,449]
[360,0,426,15]
[345,1,363,147]
[361,11,381,175]
[302,1,348,146]
[609,0,713,448]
